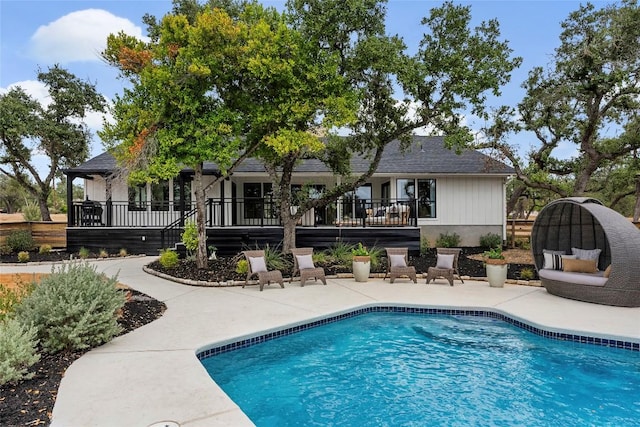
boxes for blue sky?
[1,0,608,174]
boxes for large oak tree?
[0,66,106,221]
[479,0,640,207]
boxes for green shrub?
[480,233,502,249]
[159,249,179,268]
[262,243,290,271]
[0,245,11,256]
[99,248,109,258]
[21,202,40,222]
[0,318,40,385]
[78,247,90,259]
[181,221,198,258]
[326,241,355,267]
[15,262,125,354]
[519,267,535,280]
[420,236,430,256]
[6,230,35,252]
[17,251,30,263]
[0,282,35,321]
[236,259,248,274]
[39,244,52,254]
[119,248,128,257]
[366,246,384,269]
[435,232,461,248]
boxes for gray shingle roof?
[64,136,513,176]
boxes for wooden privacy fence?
[508,218,640,244]
[0,221,66,248]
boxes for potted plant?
[483,247,508,288]
[208,245,218,260]
[351,243,371,282]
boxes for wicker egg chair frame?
[531,197,640,307]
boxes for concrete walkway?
[2,257,639,427]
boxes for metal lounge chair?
[290,247,327,286]
[384,247,417,283]
[425,248,464,286]
[242,250,284,291]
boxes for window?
[151,181,170,211]
[244,183,273,219]
[173,179,192,211]
[417,179,436,218]
[128,184,147,211]
[396,179,415,202]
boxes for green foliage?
[119,248,128,257]
[366,246,384,269]
[420,236,430,256]
[351,242,370,256]
[78,247,90,259]
[0,65,106,221]
[262,243,291,271]
[39,244,52,254]
[21,202,41,221]
[15,262,125,354]
[435,232,461,248]
[0,318,40,385]
[99,249,109,258]
[6,230,35,252]
[181,221,198,257]
[480,233,502,249]
[0,245,11,255]
[0,281,35,321]
[17,251,29,263]
[236,259,248,274]
[519,267,535,280]
[159,249,179,268]
[325,241,356,267]
[483,247,505,260]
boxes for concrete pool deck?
[3,256,639,427]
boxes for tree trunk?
[38,194,51,221]
[194,163,208,269]
[634,174,640,222]
[282,215,297,254]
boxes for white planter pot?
[486,263,508,288]
[352,257,371,282]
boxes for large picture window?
[128,184,147,211]
[244,183,274,219]
[417,179,436,218]
[173,179,192,211]
[151,181,170,211]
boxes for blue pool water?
[201,313,640,426]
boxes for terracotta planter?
[352,256,371,282]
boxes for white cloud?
[29,9,147,63]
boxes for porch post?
[66,174,74,226]
[179,174,185,227]
[220,180,225,227]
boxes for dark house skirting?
[66,227,420,256]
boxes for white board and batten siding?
[420,176,506,226]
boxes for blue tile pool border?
[196,306,639,360]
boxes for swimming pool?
[200,311,640,426]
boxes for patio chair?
[426,248,464,286]
[242,250,284,291]
[290,247,327,286]
[384,247,417,283]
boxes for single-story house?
[62,136,514,255]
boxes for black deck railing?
[70,198,423,230]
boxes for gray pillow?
[389,254,407,268]
[296,254,315,270]
[249,256,267,272]
[436,254,454,269]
